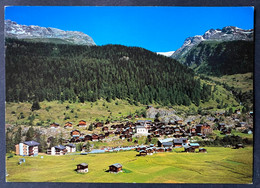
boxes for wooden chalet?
[199,148,207,153]
[184,146,195,153]
[102,126,109,132]
[165,147,172,152]
[94,122,104,128]
[189,143,200,149]
[235,144,244,149]
[50,123,60,129]
[92,134,99,141]
[98,134,105,140]
[64,122,73,128]
[76,163,88,173]
[84,134,92,141]
[139,150,147,156]
[71,130,80,137]
[47,145,67,155]
[146,148,155,155]
[109,163,122,173]
[173,139,183,147]
[155,147,165,152]
[78,120,87,127]
[105,132,110,137]
[127,138,132,142]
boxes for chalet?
[176,119,183,125]
[64,122,73,128]
[102,126,109,132]
[50,123,60,129]
[47,145,67,155]
[15,141,39,156]
[165,147,172,152]
[173,139,183,148]
[98,134,105,140]
[162,142,173,148]
[136,146,147,152]
[109,163,122,173]
[71,130,80,138]
[92,134,99,141]
[78,120,87,128]
[139,150,147,156]
[76,163,88,173]
[155,147,165,152]
[184,146,195,153]
[189,143,200,148]
[174,128,180,133]
[196,124,212,135]
[84,134,92,141]
[146,148,155,155]
[235,144,244,149]
[105,132,110,137]
[79,133,85,140]
[127,138,133,142]
[65,144,76,153]
[158,138,173,147]
[199,148,207,153]
[94,122,104,128]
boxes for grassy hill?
[6,147,253,183]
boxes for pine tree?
[25,126,35,141]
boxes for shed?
[77,163,88,173]
[109,163,122,173]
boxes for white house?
[65,144,76,153]
[136,125,148,135]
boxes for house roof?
[162,142,173,147]
[109,163,122,168]
[66,143,76,147]
[55,145,66,150]
[189,143,200,147]
[77,163,88,167]
[24,141,40,146]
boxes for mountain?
[157,51,175,57]
[5,20,96,46]
[5,38,212,106]
[180,40,254,76]
[171,26,253,59]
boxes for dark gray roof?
[162,142,173,147]
[109,163,122,168]
[24,141,40,146]
[77,163,88,167]
[66,143,76,147]
[55,145,66,150]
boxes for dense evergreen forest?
[6,38,212,106]
[178,40,254,76]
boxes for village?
[13,106,253,174]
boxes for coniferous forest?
[5,38,212,106]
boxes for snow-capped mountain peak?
[171,26,253,59]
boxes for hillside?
[6,38,211,106]
[178,40,254,76]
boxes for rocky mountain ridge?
[171,26,253,59]
[5,20,96,46]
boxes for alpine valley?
[5,21,254,183]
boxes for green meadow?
[6,147,253,183]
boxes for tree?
[88,124,93,131]
[85,141,91,152]
[14,127,22,144]
[25,126,35,141]
[31,101,41,111]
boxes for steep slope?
[171,26,253,60]
[6,38,210,106]
[5,20,96,46]
[179,40,254,76]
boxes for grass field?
[6,147,253,183]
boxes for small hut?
[76,163,88,173]
[109,163,122,173]
[139,150,147,156]
[199,148,207,153]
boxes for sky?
[5,6,254,52]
